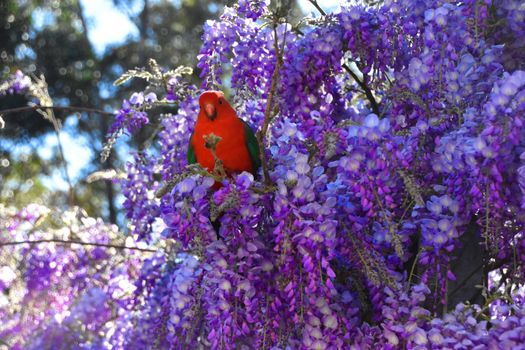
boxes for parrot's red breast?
[189,91,258,176]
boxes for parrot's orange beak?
[204,103,217,121]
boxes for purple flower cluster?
[279,22,343,134]
[237,0,268,21]
[107,91,156,135]
[160,175,216,246]
[157,96,199,180]
[102,63,195,161]
[109,0,525,347]
[350,285,525,348]
[490,0,525,70]
[121,153,161,241]
[0,205,145,349]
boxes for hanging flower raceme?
[121,153,161,241]
[0,205,146,349]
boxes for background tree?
[0,0,223,224]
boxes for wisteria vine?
[2,0,525,349]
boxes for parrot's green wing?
[242,120,261,172]
[187,133,197,164]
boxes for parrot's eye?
[218,98,223,105]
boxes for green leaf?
[187,133,197,164]
[242,120,261,172]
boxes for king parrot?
[187,91,261,179]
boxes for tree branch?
[0,239,157,253]
[307,0,327,16]
[342,63,381,116]
[0,105,115,117]
[30,73,77,206]
[306,0,381,116]
[258,24,284,185]
[54,121,76,206]
[448,255,513,298]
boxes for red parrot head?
[198,90,234,122]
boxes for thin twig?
[140,122,164,151]
[258,24,284,185]
[306,0,381,116]
[0,239,157,253]
[407,249,421,286]
[307,0,327,16]
[33,95,76,206]
[342,63,381,116]
[50,113,76,206]
[0,105,115,117]
[41,104,76,206]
